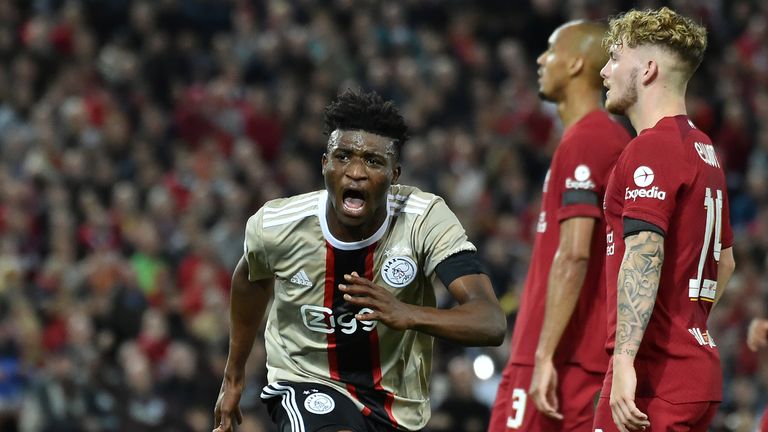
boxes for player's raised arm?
[213,257,273,432]
[412,270,505,346]
[342,256,505,346]
[338,190,506,347]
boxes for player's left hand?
[529,358,563,420]
[340,272,414,331]
[610,363,649,432]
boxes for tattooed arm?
[610,231,664,432]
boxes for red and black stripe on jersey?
[324,242,397,428]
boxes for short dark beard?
[606,68,639,115]
[538,90,555,103]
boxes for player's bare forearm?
[342,273,505,346]
[535,217,594,361]
[614,231,664,364]
[411,273,505,346]
[536,252,588,360]
[713,247,734,308]
[224,256,274,381]
[409,297,506,346]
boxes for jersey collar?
[318,190,392,250]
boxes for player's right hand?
[747,318,768,352]
[213,379,244,432]
[610,363,649,432]
[528,358,563,420]
[340,272,415,331]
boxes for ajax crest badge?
[304,392,335,414]
[381,256,417,287]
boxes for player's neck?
[630,90,688,133]
[557,85,602,129]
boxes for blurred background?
[0,0,766,431]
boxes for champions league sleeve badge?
[381,256,417,288]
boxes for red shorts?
[489,364,604,432]
[592,396,718,431]
[760,406,768,432]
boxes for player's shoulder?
[633,115,700,146]
[256,190,323,229]
[562,110,630,150]
[576,110,624,130]
[626,121,684,158]
[388,184,441,217]
[262,190,323,211]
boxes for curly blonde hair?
[604,7,707,76]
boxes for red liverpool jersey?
[509,110,630,373]
[603,115,734,402]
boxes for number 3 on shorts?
[506,388,527,429]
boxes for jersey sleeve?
[554,134,604,222]
[417,197,477,277]
[617,136,690,233]
[243,208,273,281]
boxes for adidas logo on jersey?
[290,270,313,287]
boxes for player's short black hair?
[323,89,409,160]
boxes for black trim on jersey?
[435,251,486,287]
[328,245,395,428]
[562,189,599,206]
[623,217,666,238]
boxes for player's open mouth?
[342,189,366,215]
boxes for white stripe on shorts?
[261,383,306,432]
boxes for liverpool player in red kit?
[489,21,630,431]
[594,7,736,432]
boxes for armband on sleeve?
[562,189,599,207]
[623,217,665,238]
[434,251,486,287]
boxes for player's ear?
[321,153,328,174]
[391,164,401,184]
[568,57,584,77]
[642,60,658,86]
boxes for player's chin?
[605,99,624,116]
[537,88,554,102]
[337,206,369,224]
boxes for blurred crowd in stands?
[0,0,767,431]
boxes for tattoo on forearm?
[615,232,664,358]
